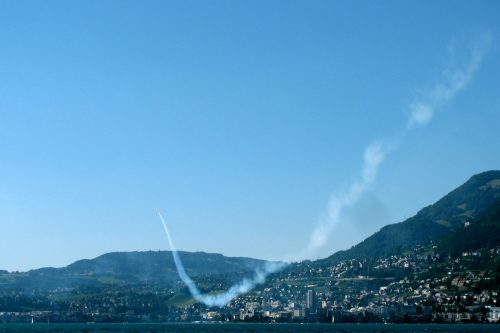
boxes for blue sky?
[0,1,499,271]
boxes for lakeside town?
[1,243,498,324]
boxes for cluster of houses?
[0,245,498,324]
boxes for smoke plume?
[158,33,490,306]
[300,33,491,260]
[408,33,491,128]
[158,210,285,307]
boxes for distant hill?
[64,251,266,280]
[0,251,268,292]
[327,170,500,261]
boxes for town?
[1,243,498,324]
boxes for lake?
[0,323,498,333]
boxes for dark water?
[0,324,498,333]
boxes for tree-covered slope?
[64,251,266,281]
[328,170,500,260]
[438,199,500,256]
[0,251,268,292]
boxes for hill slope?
[438,199,500,256]
[0,251,268,292]
[328,170,500,260]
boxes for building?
[306,290,315,309]
[487,307,500,323]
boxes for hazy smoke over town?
[159,34,490,307]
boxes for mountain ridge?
[0,250,270,292]
[1,170,498,294]
[326,170,500,261]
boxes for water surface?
[0,323,498,333]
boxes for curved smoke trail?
[289,141,388,262]
[294,32,491,261]
[157,210,285,307]
[158,33,490,307]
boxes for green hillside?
[438,199,500,256]
[0,251,268,293]
[327,170,500,261]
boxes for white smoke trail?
[158,34,491,306]
[157,210,285,307]
[293,141,387,262]
[408,33,492,128]
[300,33,491,260]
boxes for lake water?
[0,323,498,333]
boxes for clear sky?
[1,1,499,272]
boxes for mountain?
[2,170,498,295]
[0,251,268,292]
[327,170,500,261]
